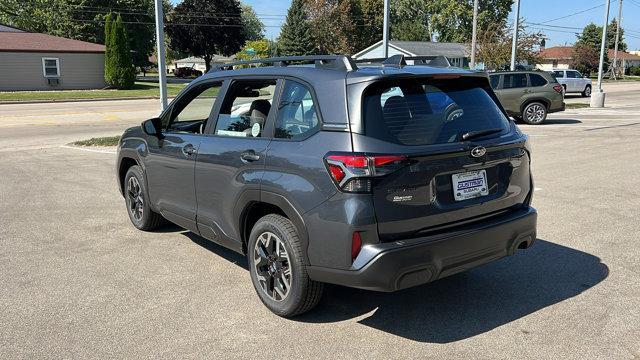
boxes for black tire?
[513,115,523,123]
[582,84,592,97]
[124,165,164,231]
[248,214,323,317]
[522,102,547,125]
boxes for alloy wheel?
[525,104,546,124]
[127,176,144,222]
[253,231,292,302]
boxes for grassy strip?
[0,82,188,102]
[72,136,121,147]
[566,103,590,109]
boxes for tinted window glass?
[503,73,528,89]
[214,80,276,138]
[274,80,319,140]
[553,71,564,78]
[489,75,500,89]
[529,74,547,87]
[363,77,510,146]
[166,82,221,134]
[567,71,579,78]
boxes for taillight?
[324,153,407,193]
[553,84,563,93]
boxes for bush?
[105,14,135,89]
[630,66,640,76]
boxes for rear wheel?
[248,214,323,317]
[582,85,592,97]
[124,166,164,230]
[522,102,547,125]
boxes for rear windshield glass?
[363,77,510,146]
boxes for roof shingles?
[0,32,105,53]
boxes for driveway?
[0,84,639,359]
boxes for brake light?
[324,153,407,193]
[553,84,563,93]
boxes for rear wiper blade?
[461,128,504,141]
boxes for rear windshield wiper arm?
[461,128,504,141]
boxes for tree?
[241,5,265,41]
[359,0,384,47]
[278,0,316,56]
[166,0,246,72]
[576,20,627,52]
[422,0,513,43]
[0,0,161,71]
[235,39,272,61]
[107,14,135,89]
[571,44,600,76]
[476,22,544,70]
[104,13,115,85]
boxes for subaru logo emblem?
[470,146,486,158]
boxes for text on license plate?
[452,170,489,201]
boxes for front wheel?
[248,214,323,317]
[124,166,164,230]
[582,85,592,97]
[522,102,547,125]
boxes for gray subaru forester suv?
[117,55,537,317]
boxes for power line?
[536,3,605,24]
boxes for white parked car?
[551,69,592,97]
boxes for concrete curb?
[0,96,177,105]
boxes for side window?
[42,57,60,77]
[575,71,583,78]
[166,82,221,134]
[568,71,579,78]
[214,80,277,138]
[489,75,500,90]
[553,71,564,78]
[529,74,547,87]
[274,80,320,140]
[502,73,528,89]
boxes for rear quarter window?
[362,77,510,146]
[529,74,548,87]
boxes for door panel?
[195,78,280,250]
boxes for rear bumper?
[307,206,537,292]
[549,101,565,113]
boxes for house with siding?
[352,40,471,68]
[0,24,106,91]
[537,45,640,72]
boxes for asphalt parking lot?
[1,82,639,359]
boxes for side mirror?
[142,117,164,139]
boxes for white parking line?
[59,145,117,154]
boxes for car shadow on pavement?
[536,118,582,125]
[297,239,608,343]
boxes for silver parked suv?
[552,69,592,97]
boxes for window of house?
[214,80,277,138]
[274,80,320,140]
[42,58,60,77]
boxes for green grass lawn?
[566,103,590,109]
[72,136,121,147]
[0,82,188,102]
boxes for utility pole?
[591,0,611,108]
[470,0,479,69]
[510,0,520,71]
[153,0,168,111]
[612,0,623,80]
[382,0,390,58]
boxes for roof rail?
[211,55,357,72]
[355,55,452,68]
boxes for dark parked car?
[117,55,537,317]
[174,66,203,78]
[489,71,565,124]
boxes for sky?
[172,0,640,51]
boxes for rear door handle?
[240,150,260,162]
[182,144,197,157]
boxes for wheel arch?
[237,191,310,263]
[117,155,140,196]
[520,98,550,114]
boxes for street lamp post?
[591,0,611,108]
[510,0,520,71]
[470,0,479,69]
[382,0,390,58]
[153,0,168,111]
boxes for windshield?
[362,77,510,146]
